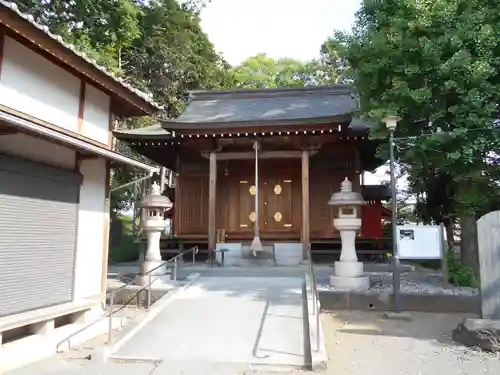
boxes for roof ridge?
[188,85,354,101]
[0,1,162,109]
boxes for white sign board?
[396,225,444,260]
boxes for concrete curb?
[91,273,201,363]
[304,274,328,371]
[319,290,480,313]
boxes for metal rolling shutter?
[0,154,82,318]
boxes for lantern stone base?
[329,275,370,290]
[334,261,364,277]
[329,261,370,291]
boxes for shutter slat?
[0,156,79,317]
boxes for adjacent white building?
[0,2,160,370]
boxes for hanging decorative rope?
[250,139,263,255]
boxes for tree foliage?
[230,53,339,88]
[325,0,500,211]
[323,0,500,270]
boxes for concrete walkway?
[112,276,306,370]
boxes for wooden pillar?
[100,160,111,297]
[208,152,217,252]
[301,150,310,259]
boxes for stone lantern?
[136,182,173,286]
[327,178,370,290]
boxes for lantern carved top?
[137,182,173,210]
[328,178,364,207]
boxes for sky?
[200,0,361,65]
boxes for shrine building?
[114,85,391,263]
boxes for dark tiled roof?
[161,85,369,130]
[114,124,172,140]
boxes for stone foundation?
[214,242,303,267]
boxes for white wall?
[0,133,75,170]
[81,84,111,145]
[73,158,107,299]
[0,37,80,132]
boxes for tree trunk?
[459,214,479,278]
[444,216,455,249]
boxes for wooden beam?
[0,27,5,80]
[301,149,310,259]
[202,150,318,160]
[208,152,217,252]
[77,81,86,133]
[0,123,17,135]
[108,109,115,149]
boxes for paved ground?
[113,276,306,369]
[7,309,500,374]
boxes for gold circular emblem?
[274,212,283,222]
[274,184,282,195]
[249,212,257,222]
[249,185,256,195]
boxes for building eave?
[0,110,159,173]
[161,115,354,131]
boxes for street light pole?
[383,116,402,313]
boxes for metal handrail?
[307,243,320,352]
[56,246,198,350]
[105,245,198,343]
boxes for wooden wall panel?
[176,174,208,234]
[309,170,360,238]
[175,156,360,240]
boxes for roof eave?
[160,115,355,131]
[113,129,173,141]
[0,109,159,173]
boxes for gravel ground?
[317,271,478,296]
[323,311,500,375]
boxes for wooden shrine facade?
[114,86,390,254]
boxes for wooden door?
[237,179,254,232]
[262,177,294,232]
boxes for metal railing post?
[147,274,152,309]
[107,293,114,344]
[192,246,196,268]
[174,258,178,281]
[307,243,320,352]
[316,302,320,351]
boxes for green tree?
[123,0,232,118]
[230,53,338,88]
[16,0,233,213]
[324,0,500,274]
[17,0,142,71]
